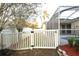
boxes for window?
[67,24,71,29]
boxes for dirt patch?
[0,48,59,56]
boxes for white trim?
[60,29,79,30]
[30,47,57,49]
[58,7,61,46]
[31,33,34,46]
[10,47,57,50]
[34,29,58,31]
[10,47,30,50]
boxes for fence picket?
[0,30,58,50]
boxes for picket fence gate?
[0,30,59,50]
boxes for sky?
[1,0,79,17]
[42,0,79,19]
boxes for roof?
[47,6,79,24]
[59,6,79,19]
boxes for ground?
[0,48,59,56]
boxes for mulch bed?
[59,45,79,56]
[0,48,59,56]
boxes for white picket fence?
[0,30,59,50]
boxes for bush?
[75,40,79,51]
[68,37,76,47]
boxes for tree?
[0,3,14,31]
[0,3,41,32]
[41,10,49,29]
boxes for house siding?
[71,19,79,29]
[71,19,79,35]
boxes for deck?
[0,49,59,56]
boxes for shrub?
[75,40,79,51]
[68,37,76,47]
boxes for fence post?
[55,30,59,48]
[30,31,34,49]
[1,33,3,49]
[0,33,1,49]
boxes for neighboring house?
[71,17,79,29]
[60,17,79,35]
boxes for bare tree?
[0,3,13,31]
[0,3,42,32]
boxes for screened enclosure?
[46,6,79,45]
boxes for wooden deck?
[0,49,59,56]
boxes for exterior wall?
[71,19,79,35]
[71,20,79,29]
[60,23,71,35]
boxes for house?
[46,6,79,35]
[60,17,79,35]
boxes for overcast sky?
[42,0,79,19]
[1,0,79,18]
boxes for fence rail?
[0,30,58,50]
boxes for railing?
[0,30,59,50]
[60,29,79,35]
[33,30,58,48]
[0,34,1,49]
